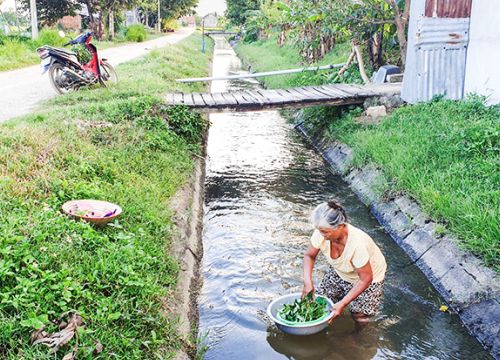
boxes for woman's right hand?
[302,283,314,298]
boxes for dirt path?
[0,27,195,123]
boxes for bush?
[33,28,66,48]
[162,18,179,32]
[125,24,147,42]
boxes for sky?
[195,0,227,17]
[0,0,16,12]
[1,0,227,17]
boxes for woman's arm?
[329,261,373,323]
[302,244,320,297]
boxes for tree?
[226,0,260,26]
[160,0,197,20]
[20,0,80,27]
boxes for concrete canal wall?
[295,117,500,357]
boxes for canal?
[197,36,490,360]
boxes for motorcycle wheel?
[48,62,75,94]
[99,61,118,87]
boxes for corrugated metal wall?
[402,0,471,103]
[425,0,472,18]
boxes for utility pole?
[157,0,161,32]
[29,0,38,39]
[201,18,205,53]
[14,0,21,32]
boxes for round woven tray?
[62,199,122,226]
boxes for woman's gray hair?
[310,200,347,229]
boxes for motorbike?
[36,31,117,94]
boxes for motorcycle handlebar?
[65,31,93,46]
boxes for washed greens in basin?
[277,292,329,324]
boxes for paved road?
[0,27,195,123]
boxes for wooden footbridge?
[165,83,401,112]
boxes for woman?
[302,200,387,323]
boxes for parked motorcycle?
[36,31,117,94]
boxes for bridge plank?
[221,92,238,105]
[334,84,373,96]
[257,90,286,104]
[201,93,216,107]
[315,85,350,98]
[293,87,328,101]
[232,91,253,105]
[243,91,266,105]
[211,92,226,106]
[182,93,196,106]
[192,93,206,107]
[239,91,261,104]
[328,84,357,97]
[171,93,184,105]
[303,86,334,99]
[278,89,303,102]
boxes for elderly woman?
[302,200,387,322]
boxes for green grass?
[0,38,40,70]
[325,98,500,270]
[235,35,357,89]
[0,33,213,359]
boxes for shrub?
[125,24,147,42]
[162,18,179,32]
[33,28,66,48]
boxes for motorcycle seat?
[47,46,77,56]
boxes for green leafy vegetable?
[278,292,328,323]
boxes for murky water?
[198,36,491,360]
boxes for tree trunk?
[97,10,103,39]
[109,8,114,39]
[368,31,383,69]
[386,0,410,66]
[86,0,96,35]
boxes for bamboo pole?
[176,63,346,83]
[338,49,356,76]
[353,44,371,84]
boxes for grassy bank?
[235,35,356,89]
[324,99,499,270]
[237,38,499,270]
[0,33,213,359]
[0,28,162,72]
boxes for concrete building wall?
[59,15,82,31]
[464,1,500,105]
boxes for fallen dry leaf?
[94,340,103,354]
[32,313,84,354]
[62,350,76,360]
[30,325,47,344]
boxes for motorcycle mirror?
[58,30,66,38]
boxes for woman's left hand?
[328,302,346,325]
